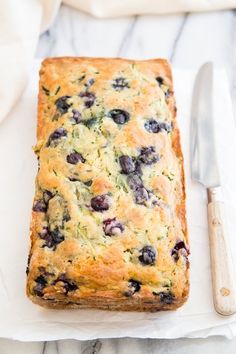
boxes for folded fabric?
[65,0,236,17]
[1,0,236,124]
[0,0,60,124]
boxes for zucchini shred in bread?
[26,57,189,311]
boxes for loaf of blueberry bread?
[26,57,189,311]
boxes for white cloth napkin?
[66,0,236,17]
[1,0,236,126]
[0,61,236,341]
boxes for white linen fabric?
[1,0,236,124]
[66,0,236,17]
[0,61,236,340]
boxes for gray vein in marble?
[37,29,56,58]
[117,16,138,56]
[82,339,102,354]
[170,14,188,63]
[43,341,59,354]
[42,341,46,354]
[65,6,80,56]
[56,341,59,354]
[2,336,236,354]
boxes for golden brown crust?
[27,57,189,312]
[27,291,188,311]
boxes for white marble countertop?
[1,4,236,353]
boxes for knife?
[191,62,236,316]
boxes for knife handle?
[207,187,236,316]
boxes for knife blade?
[191,62,220,188]
[191,62,236,316]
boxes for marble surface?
[1,4,236,353]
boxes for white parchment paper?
[0,61,236,341]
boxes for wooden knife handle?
[207,187,236,316]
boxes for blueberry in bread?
[26,57,189,311]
